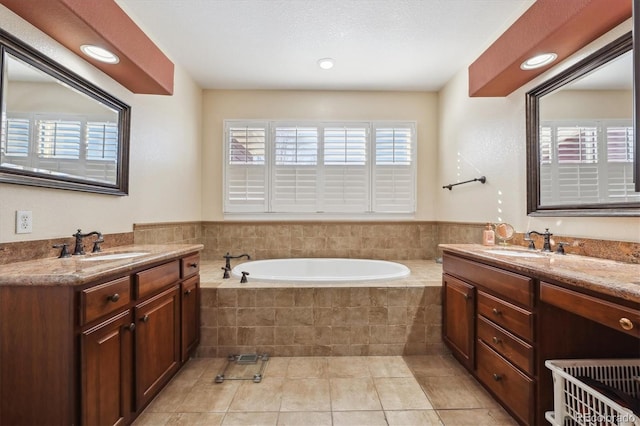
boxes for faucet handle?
[221,266,230,279]
[556,242,569,255]
[53,243,71,258]
[240,271,249,283]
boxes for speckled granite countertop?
[0,244,203,286]
[440,244,640,304]
[199,259,443,288]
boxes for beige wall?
[202,90,438,221]
[0,6,203,243]
[541,90,633,120]
[436,20,638,242]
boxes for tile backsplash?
[1,220,638,264]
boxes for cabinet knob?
[107,293,120,303]
[125,322,136,332]
[492,336,501,344]
[463,294,471,300]
[184,289,192,296]
[492,308,501,316]
[141,314,150,323]
[492,373,502,381]
[189,262,198,268]
[619,317,634,331]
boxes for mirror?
[526,32,639,216]
[0,29,130,195]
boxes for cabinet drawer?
[478,291,533,342]
[181,253,200,278]
[540,282,640,338]
[476,341,534,425]
[135,261,180,299]
[443,254,533,307]
[81,277,131,325]
[477,316,534,376]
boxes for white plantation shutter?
[37,118,82,159]
[223,120,417,216]
[540,121,639,205]
[272,125,319,212]
[86,121,118,161]
[4,117,30,157]
[372,124,415,213]
[323,125,368,212]
[224,123,267,212]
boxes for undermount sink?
[484,248,546,258]
[79,251,150,261]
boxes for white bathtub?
[230,258,410,283]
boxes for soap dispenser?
[482,223,495,246]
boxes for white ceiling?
[116,0,535,91]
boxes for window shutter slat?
[372,125,415,212]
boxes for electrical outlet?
[16,210,32,234]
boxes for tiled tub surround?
[196,260,445,357]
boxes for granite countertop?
[199,259,444,288]
[439,244,640,304]
[0,244,204,286]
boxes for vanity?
[0,244,203,426]
[441,244,639,425]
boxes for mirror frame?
[526,32,639,217]
[0,28,130,195]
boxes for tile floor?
[134,355,518,426]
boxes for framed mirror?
[0,29,130,195]
[526,32,639,216]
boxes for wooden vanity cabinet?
[442,274,475,370]
[0,251,201,426]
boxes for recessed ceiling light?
[80,45,120,64]
[520,52,557,70]
[317,58,335,70]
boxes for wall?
[0,6,203,243]
[436,20,638,243]
[202,90,438,221]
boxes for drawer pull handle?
[492,373,502,381]
[492,336,501,344]
[125,322,136,332]
[619,317,634,331]
[141,314,150,323]
[492,308,501,315]
[184,289,192,296]
[107,293,120,303]
[189,262,198,268]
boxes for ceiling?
[115,0,535,91]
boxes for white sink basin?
[485,249,545,258]
[79,251,150,261]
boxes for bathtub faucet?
[222,252,251,278]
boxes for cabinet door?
[442,274,475,371]
[82,310,134,426]
[135,285,180,409]
[181,276,200,361]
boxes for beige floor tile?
[286,357,327,378]
[145,377,194,413]
[385,409,443,425]
[228,378,284,412]
[374,377,433,410]
[166,412,225,425]
[197,358,234,384]
[330,377,382,411]
[280,378,331,411]
[327,356,371,378]
[172,358,216,384]
[404,354,468,377]
[366,356,413,377]
[418,375,499,409]
[264,357,291,377]
[178,381,242,412]
[132,411,173,426]
[332,411,388,426]
[276,411,332,426]
[221,412,279,426]
[437,408,518,425]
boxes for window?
[540,120,638,205]
[223,120,416,216]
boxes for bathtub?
[230,258,410,283]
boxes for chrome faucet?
[525,228,553,252]
[72,229,104,255]
[222,252,251,278]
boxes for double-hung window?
[223,120,416,216]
